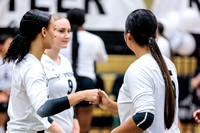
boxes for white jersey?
[157,36,171,59]
[60,30,108,81]
[0,57,13,90]
[7,54,51,133]
[41,54,77,133]
[117,53,180,133]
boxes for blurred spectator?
[191,66,200,104]
[0,32,13,133]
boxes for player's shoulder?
[163,56,176,68]
[130,54,154,69]
[163,56,177,74]
[126,54,159,78]
[15,54,44,78]
[22,54,42,68]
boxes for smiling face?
[53,18,71,50]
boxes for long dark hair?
[3,9,51,64]
[125,9,176,129]
[67,8,85,77]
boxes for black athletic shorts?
[0,102,8,112]
[76,76,96,106]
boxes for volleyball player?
[3,9,99,133]
[41,14,80,133]
[0,33,13,133]
[60,8,108,133]
[98,9,180,133]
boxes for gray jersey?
[7,54,51,133]
[117,53,180,133]
[41,54,77,133]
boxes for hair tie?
[148,37,155,44]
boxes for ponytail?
[3,9,51,64]
[67,8,85,88]
[148,37,176,129]
[3,33,30,64]
[71,25,79,79]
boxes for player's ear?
[127,32,134,41]
[41,27,47,37]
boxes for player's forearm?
[107,101,118,115]
[111,118,143,133]
[67,91,87,106]
[68,89,98,106]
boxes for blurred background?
[1,0,200,132]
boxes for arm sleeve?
[132,112,154,130]
[37,96,70,117]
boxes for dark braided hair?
[3,9,51,64]
[125,9,176,129]
[67,8,85,78]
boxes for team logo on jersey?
[55,72,74,78]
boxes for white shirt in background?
[157,36,171,59]
[60,30,108,81]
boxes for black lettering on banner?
[31,0,49,11]
[57,0,71,12]
[190,0,200,12]
[169,70,176,98]
[9,0,15,11]
[68,79,73,94]
[85,0,105,14]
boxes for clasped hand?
[86,89,112,111]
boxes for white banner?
[0,0,200,33]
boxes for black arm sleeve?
[132,112,154,130]
[37,96,70,117]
